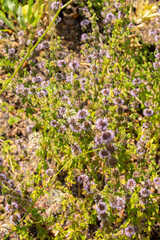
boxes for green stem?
[0,0,73,95]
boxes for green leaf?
[5,0,17,18]
[0,10,16,31]
[17,5,27,29]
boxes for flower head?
[96,201,107,214]
[143,108,154,117]
[127,179,136,191]
[125,226,135,238]
[95,118,108,131]
[140,188,150,197]
[101,130,115,144]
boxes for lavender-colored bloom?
[51,1,62,10]
[143,121,151,129]
[96,201,107,214]
[140,188,150,197]
[144,101,151,107]
[94,135,102,146]
[22,87,29,96]
[95,118,108,131]
[69,60,79,70]
[115,197,126,210]
[155,35,160,42]
[113,88,120,96]
[133,171,140,178]
[98,212,108,221]
[101,130,115,144]
[90,64,99,74]
[148,29,156,35]
[125,226,135,238]
[37,90,48,98]
[70,122,82,132]
[94,194,103,203]
[8,179,14,188]
[26,39,34,46]
[113,97,124,105]
[99,148,110,159]
[102,88,110,96]
[153,61,160,69]
[0,157,4,166]
[117,11,122,19]
[10,213,21,225]
[0,173,7,182]
[50,120,58,127]
[81,33,88,42]
[71,143,82,155]
[46,168,54,176]
[128,22,135,28]
[36,76,43,82]
[153,177,160,187]
[41,81,50,88]
[29,86,37,95]
[130,89,139,97]
[137,147,145,155]
[80,19,90,26]
[66,74,73,83]
[132,78,141,85]
[37,29,44,37]
[143,108,154,117]
[104,13,115,23]
[42,40,50,49]
[18,31,24,36]
[0,19,4,27]
[155,53,160,59]
[127,179,136,191]
[77,174,89,184]
[8,48,15,55]
[57,59,66,68]
[26,124,34,132]
[77,109,89,119]
[18,36,25,45]
[115,2,122,8]
[86,54,93,63]
[68,116,77,126]
[58,125,67,133]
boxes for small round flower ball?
[115,197,125,210]
[105,12,114,23]
[0,173,7,182]
[95,118,108,131]
[8,48,15,55]
[69,60,79,70]
[127,179,136,191]
[102,88,110,97]
[98,212,108,221]
[107,156,118,167]
[10,213,21,225]
[143,108,154,117]
[99,148,110,159]
[101,130,115,144]
[77,174,89,184]
[125,226,135,238]
[77,109,89,120]
[37,90,48,98]
[50,120,58,127]
[80,19,90,27]
[57,60,66,68]
[0,157,4,166]
[51,1,62,10]
[94,194,103,203]
[96,201,107,214]
[113,97,124,105]
[26,124,34,132]
[132,78,141,85]
[0,19,4,27]
[140,188,150,197]
[46,168,54,176]
[153,177,160,187]
[81,33,88,42]
[37,28,44,37]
